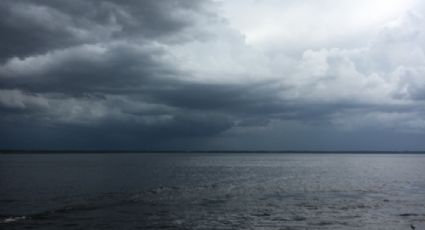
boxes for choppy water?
[1,153,425,229]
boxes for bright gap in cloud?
[217,0,416,46]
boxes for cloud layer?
[1,0,425,150]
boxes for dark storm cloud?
[0,0,232,149]
[1,0,425,150]
[0,43,170,94]
[0,0,214,61]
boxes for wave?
[0,216,27,224]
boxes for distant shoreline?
[1,150,425,154]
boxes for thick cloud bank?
[1,0,425,150]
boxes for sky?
[1,0,425,150]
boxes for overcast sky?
[1,0,425,150]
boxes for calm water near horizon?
[1,153,425,229]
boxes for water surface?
[1,153,425,229]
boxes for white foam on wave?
[1,216,26,224]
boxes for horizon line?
[1,149,425,154]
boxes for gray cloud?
[1,0,425,150]
[0,0,217,61]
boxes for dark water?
[1,153,425,229]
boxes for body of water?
[1,153,425,229]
